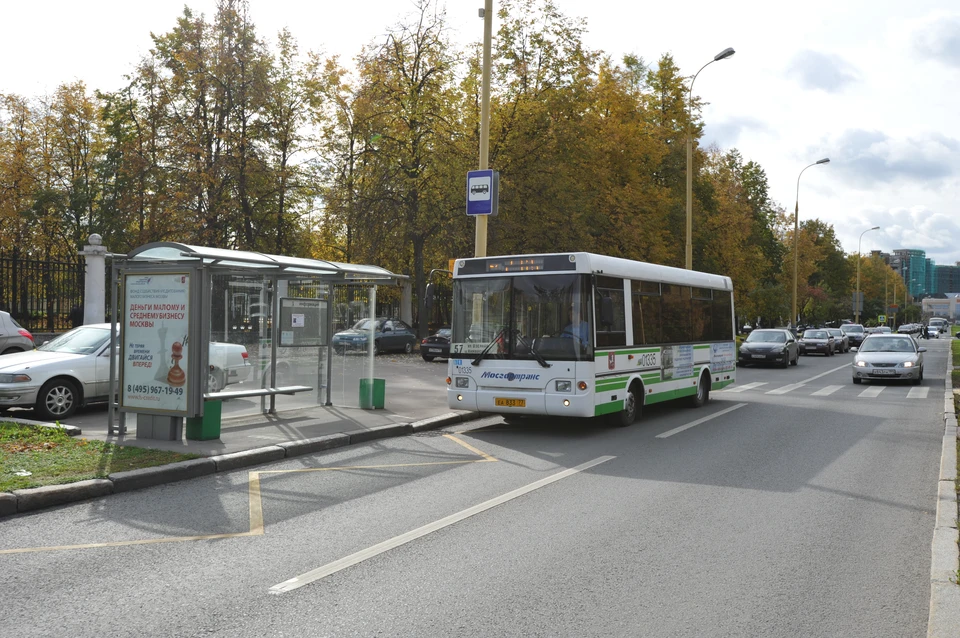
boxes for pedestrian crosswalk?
[720,381,932,399]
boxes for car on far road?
[799,329,835,356]
[0,310,35,354]
[840,323,867,348]
[877,326,892,334]
[852,333,925,385]
[420,328,451,362]
[826,328,849,353]
[737,328,799,368]
[926,326,940,339]
[332,317,417,355]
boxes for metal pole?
[685,48,734,270]
[791,158,830,328]
[474,0,493,258]
[855,226,879,325]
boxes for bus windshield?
[451,274,593,362]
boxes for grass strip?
[1,422,200,492]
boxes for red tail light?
[241,351,249,360]
[421,338,428,345]
[18,329,33,342]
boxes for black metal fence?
[0,251,84,332]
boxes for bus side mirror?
[425,283,434,311]
[600,297,614,328]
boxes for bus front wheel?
[610,384,640,427]
[689,372,710,408]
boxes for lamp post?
[854,226,880,324]
[791,158,830,328]
[685,46,735,270]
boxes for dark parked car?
[421,328,451,362]
[737,328,799,368]
[332,318,417,355]
[840,323,867,348]
[827,328,849,353]
[799,329,835,356]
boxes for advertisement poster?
[710,342,736,373]
[121,273,191,414]
[673,344,694,379]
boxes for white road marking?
[268,455,615,594]
[907,387,929,399]
[655,403,747,439]
[811,385,844,396]
[800,363,851,383]
[858,386,884,398]
[765,383,806,395]
[723,382,767,393]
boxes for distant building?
[893,249,928,297]
[921,294,960,320]
[934,265,960,295]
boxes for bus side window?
[632,280,661,345]
[595,276,626,347]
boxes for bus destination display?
[486,257,544,273]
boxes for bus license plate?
[495,398,526,408]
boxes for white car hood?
[0,350,88,372]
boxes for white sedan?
[852,334,925,385]
[0,324,251,420]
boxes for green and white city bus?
[446,253,736,425]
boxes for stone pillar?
[80,234,107,325]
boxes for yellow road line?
[1,436,498,555]
[249,471,265,537]
[443,433,498,462]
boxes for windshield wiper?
[513,331,551,368]
[472,327,507,366]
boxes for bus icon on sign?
[466,169,498,216]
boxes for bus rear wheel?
[610,384,640,427]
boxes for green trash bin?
[359,378,385,410]
[186,400,222,440]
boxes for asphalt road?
[1,339,949,637]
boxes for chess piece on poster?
[167,341,186,387]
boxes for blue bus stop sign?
[466,170,499,216]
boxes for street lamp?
[854,226,880,324]
[685,46,735,270]
[791,158,830,327]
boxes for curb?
[0,410,484,517]
[928,341,959,638]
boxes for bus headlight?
[455,377,469,388]
[555,380,572,393]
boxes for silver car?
[852,334,925,385]
[0,324,252,420]
[0,310,35,354]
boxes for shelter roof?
[123,242,404,282]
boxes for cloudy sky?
[4,0,958,266]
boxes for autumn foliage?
[0,0,901,329]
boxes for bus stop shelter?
[107,242,406,440]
